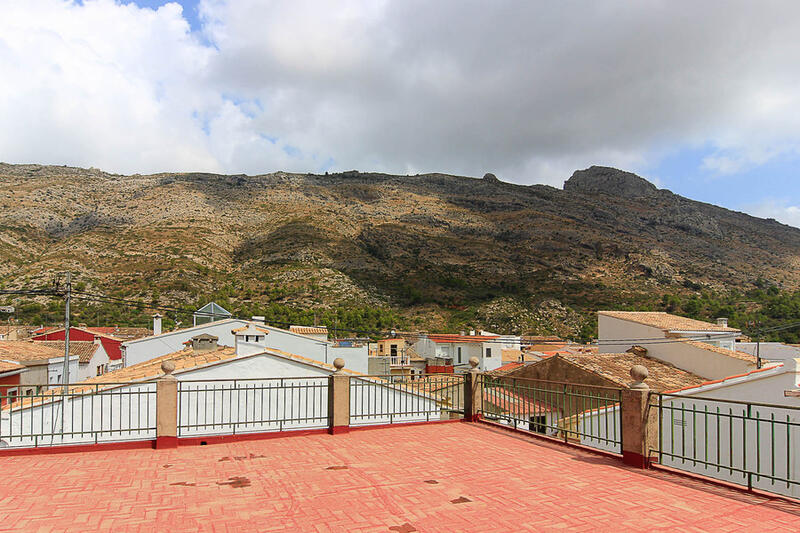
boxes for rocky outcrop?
[563,166,659,198]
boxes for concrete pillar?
[328,358,350,434]
[155,361,178,449]
[621,364,656,468]
[464,357,483,422]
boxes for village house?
[412,332,504,371]
[31,325,148,372]
[0,360,25,406]
[122,316,369,373]
[0,341,79,392]
[597,311,755,379]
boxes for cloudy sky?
[2,1,799,226]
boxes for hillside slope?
[1,163,798,336]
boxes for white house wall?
[658,395,799,498]
[76,345,111,382]
[736,343,800,362]
[599,315,752,380]
[123,320,368,374]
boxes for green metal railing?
[177,377,328,436]
[478,375,623,453]
[0,383,156,447]
[349,373,464,426]
[652,393,799,498]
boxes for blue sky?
[2,1,799,226]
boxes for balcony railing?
[478,375,623,454]
[388,355,410,366]
[177,377,329,436]
[349,373,465,426]
[652,393,800,499]
[0,383,156,448]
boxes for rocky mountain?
[1,162,798,336]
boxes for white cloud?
[743,200,800,229]
[2,0,800,186]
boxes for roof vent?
[716,318,728,328]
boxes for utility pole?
[62,272,71,386]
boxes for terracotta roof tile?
[598,311,740,332]
[553,351,706,392]
[34,341,100,363]
[289,326,329,335]
[0,341,63,362]
[0,360,24,373]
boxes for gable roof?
[289,326,328,336]
[531,351,706,392]
[0,360,25,374]
[31,326,124,342]
[33,341,101,363]
[0,341,65,363]
[83,327,151,341]
[598,311,740,333]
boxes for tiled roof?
[0,360,25,373]
[289,326,329,335]
[681,340,757,363]
[483,387,556,414]
[32,326,124,341]
[34,341,100,363]
[427,334,499,343]
[554,351,706,391]
[84,327,151,341]
[492,362,525,374]
[0,341,63,362]
[501,349,541,363]
[598,311,740,332]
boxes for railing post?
[464,357,483,422]
[621,364,656,468]
[155,361,178,449]
[328,358,350,435]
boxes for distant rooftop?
[426,334,500,343]
[599,311,740,332]
[555,351,706,391]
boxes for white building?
[34,340,111,382]
[413,333,503,371]
[122,318,368,374]
[598,311,754,379]
[734,342,800,362]
[0,334,443,448]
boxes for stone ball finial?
[332,357,345,372]
[629,364,649,390]
[161,360,175,375]
[468,356,479,369]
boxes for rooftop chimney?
[93,334,101,345]
[716,318,728,328]
[153,313,162,336]
[191,334,218,353]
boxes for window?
[7,388,18,400]
[379,344,384,354]
[390,345,398,357]
[485,347,492,358]
[25,388,34,396]
[96,365,104,376]
[458,347,462,363]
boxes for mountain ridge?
[1,162,798,337]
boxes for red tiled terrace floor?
[1,422,798,532]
